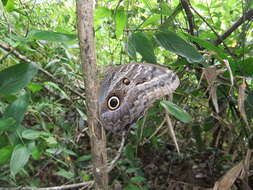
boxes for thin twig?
[107,131,126,172]
[213,8,253,45]
[190,5,236,58]
[0,43,86,100]
[0,181,94,190]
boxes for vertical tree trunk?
[75,1,108,190]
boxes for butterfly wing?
[99,63,179,133]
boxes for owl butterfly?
[99,63,179,133]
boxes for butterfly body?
[99,63,179,133]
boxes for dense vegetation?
[0,0,252,189]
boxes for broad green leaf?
[0,62,38,95]
[183,33,228,60]
[94,6,111,27]
[22,129,41,140]
[31,146,41,160]
[155,31,203,63]
[27,83,43,93]
[127,32,157,63]
[77,154,92,162]
[3,93,29,124]
[3,0,15,12]
[63,149,77,156]
[0,145,13,164]
[142,15,160,27]
[30,30,77,43]
[131,176,146,183]
[56,168,74,180]
[115,9,127,39]
[0,118,16,132]
[160,101,192,123]
[10,144,30,176]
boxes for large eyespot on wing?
[107,96,120,110]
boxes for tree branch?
[180,0,195,36]
[75,0,108,190]
[213,8,253,45]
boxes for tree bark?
[75,1,108,190]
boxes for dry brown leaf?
[223,60,234,92]
[213,161,243,190]
[210,83,219,113]
[238,79,249,126]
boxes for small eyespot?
[122,78,130,85]
[107,96,120,110]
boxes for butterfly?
[99,63,179,133]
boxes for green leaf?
[27,83,43,93]
[0,62,38,95]
[131,176,146,183]
[30,30,77,43]
[56,168,74,179]
[1,0,8,6]
[155,31,203,63]
[123,183,141,190]
[3,0,15,12]
[31,145,41,160]
[115,9,127,39]
[77,154,92,162]
[3,93,29,124]
[160,101,192,123]
[0,135,9,147]
[0,118,16,132]
[183,33,228,60]
[127,32,157,63]
[22,129,41,140]
[142,15,160,27]
[94,6,111,25]
[10,144,30,176]
[0,145,13,164]
[231,58,253,77]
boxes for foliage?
[0,0,253,189]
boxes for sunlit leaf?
[127,32,156,63]
[30,30,77,43]
[27,83,43,93]
[0,145,13,164]
[2,0,15,12]
[155,31,203,63]
[115,9,127,39]
[10,144,30,176]
[0,63,38,95]
[160,101,193,123]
